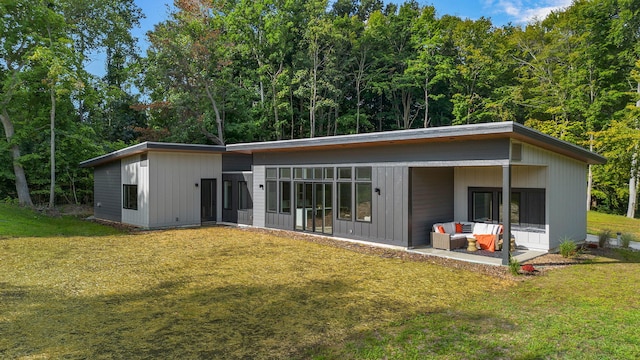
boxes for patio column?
[502,164,512,266]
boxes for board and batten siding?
[518,143,587,249]
[327,166,410,247]
[93,160,122,222]
[410,167,454,247]
[252,165,266,227]
[121,155,149,227]
[148,152,222,228]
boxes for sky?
[86,0,573,76]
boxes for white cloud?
[486,0,572,24]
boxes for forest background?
[1,0,640,216]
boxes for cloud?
[485,0,572,24]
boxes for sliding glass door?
[295,182,332,234]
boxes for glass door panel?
[324,183,333,234]
[305,183,313,231]
[314,183,324,233]
[295,182,305,231]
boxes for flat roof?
[80,142,226,168]
[226,122,606,165]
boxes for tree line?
[2,0,640,216]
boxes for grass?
[1,207,640,359]
[587,210,640,240]
[0,203,122,238]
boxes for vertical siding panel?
[253,166,266,227]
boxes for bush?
[620,233,635,248]
[598,229,611,248]
[559,239,577,258]
[509,257,520,276]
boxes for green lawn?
[1,207,639,359]
[588,210,640,239]
[0,203,122,238]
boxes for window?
[223,181,232,210]
[266,167,277,179]
[356,183,372,222]
[468,187,545,230]
[355,167,372,181]
[238,181,249,210]
[279,168,291,179]
[338,182,352,220]
[123,184,138,210]
[353,167,373,222]
[324,167,334,179]
[280,181,291,214]
[338,167,351,180]
[266,181,277,212]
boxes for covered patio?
[409,246,547,266]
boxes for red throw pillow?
[437,225,446,234]
[455,223,463,233]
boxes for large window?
[355,167,372,222]
[280,168,291,214]
[123,184,138,210]
[338,182,352,220]
[223,180,232,210]
[266,181,277,212]
[238,181,249,210]
[468,187,545,230]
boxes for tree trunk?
[49,86,56,208]
[423,74,429,128]
[0,109,33,206]
[630,82,640,218]
[627,149,638,218]
[203,81,224,145]
[587,134,593,211]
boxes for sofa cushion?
[473,222,489,234]
[442,222,455,234]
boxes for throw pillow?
[437,225,446,234]
[455,223,463,233]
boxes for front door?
[201,178,217,222]
[295,182,332,234]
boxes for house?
[81,122,605,261]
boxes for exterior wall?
[121,155,149,227]
[222,153,253,172]
[410,167,454,247]
[93,160,122,222]
[147,152,222,228]
[252,165,266,227]
[222,172,253,225]
[453,165,549,250]
[519,143,587,249]
[252,162,409,246]
[252,138,510,166]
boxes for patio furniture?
[431,222,503,251]
[466,236,478,252]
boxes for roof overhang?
[80,142,226,168]
[226,122,606,165]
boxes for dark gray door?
[201,179,217,222]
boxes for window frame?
[468,187,545,231]
[223,180,232,210]
[123,184,138,210]
[238,181,249,210]
[266,180,277,213]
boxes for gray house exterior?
[82,122,605,253]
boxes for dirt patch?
[238,227,624,281]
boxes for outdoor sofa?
[431,222,503,251]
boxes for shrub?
[620,233,635,248]
[559,239,577,258]
[598,229,611,248]
[509,257,520,276]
